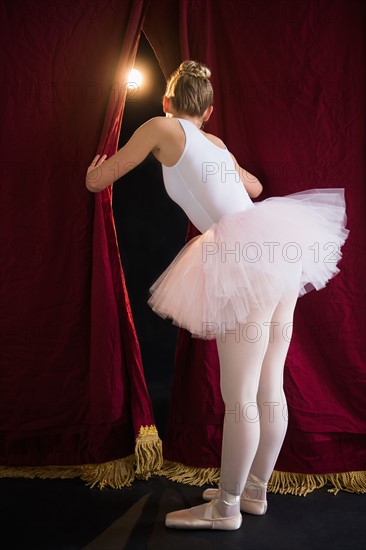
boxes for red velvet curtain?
[0,0,157,474]
[144,0,366,483]
[1,0,364,492]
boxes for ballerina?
[86,60,349,530]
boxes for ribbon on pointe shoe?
[202,472,268,515]
[165,498,242,530]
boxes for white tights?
[214,284,300,517]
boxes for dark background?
[112,33,188,434]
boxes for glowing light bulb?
[127,68,143,89]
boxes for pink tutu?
[148,188,349,339]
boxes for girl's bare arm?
[86,118,160,192]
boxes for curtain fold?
[144,0,366,494]
[0,0,162,488]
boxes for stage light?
[127,68,143,89]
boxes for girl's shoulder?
[141,117,226,150]
[140,116,181,136]
[201,130,226,149]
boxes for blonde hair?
[165,60,213,117]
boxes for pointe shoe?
[202,473,268,515]
[165,498,242,530]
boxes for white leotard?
[162,118,254,233]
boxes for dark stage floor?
[1,474,365,550]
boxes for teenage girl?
[86,61,349,530]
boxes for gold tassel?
[135,425,164,480]
[156,459,220,486]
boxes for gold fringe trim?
[326,471,366,495]
[156,459,220,486]
[0,464,86,481]
[156,460,366,495]
[269,470,366,496]
[0,457,136,490]
[80,455,136,489]
[0,424,163,490]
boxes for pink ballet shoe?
[165,497,242,530]
[202,473,268,515]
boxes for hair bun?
[179,60,211,79]
[165,60,214,117]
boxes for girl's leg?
[165,302,277,528]
[214,302,278,517]
[246,284,299,501]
